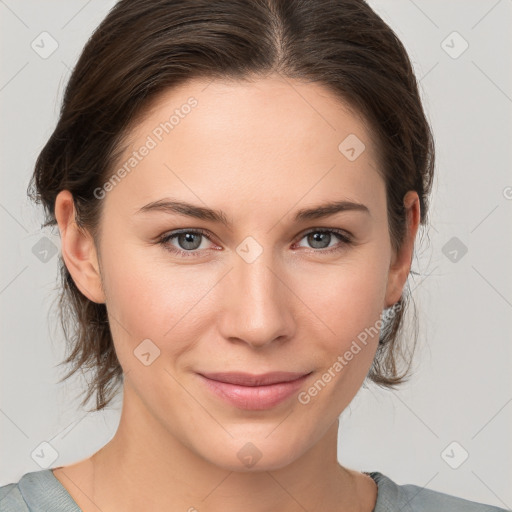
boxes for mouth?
[197,371,313,410]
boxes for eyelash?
[157,227,353,258]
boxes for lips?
[197,371,313,410]
[198,371,311,386]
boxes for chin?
[197,434,306,473]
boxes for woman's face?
[62,75,417,471]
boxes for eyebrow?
[135,198,370,227]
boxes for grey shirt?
[0,469,509,511]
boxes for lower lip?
[198,373,311,410]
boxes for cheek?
[299,250,389,347]
[99,240,223,372]
[295,264,387,409]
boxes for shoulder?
[367,471,510,512]
[0,481,28,512]
[0,469,81,512]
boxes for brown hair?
[28,0,434,412]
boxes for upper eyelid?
[298,227,352,238]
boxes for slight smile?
[197,371,313,410]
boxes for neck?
[68,383,371,512]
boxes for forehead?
[107,75,384,215]
[127,75,376,155]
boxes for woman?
[0,0,508,510]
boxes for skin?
[52,74,420,512]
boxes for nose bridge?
[221,239,294,347]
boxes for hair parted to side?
[28,0,435,412]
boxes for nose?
[218,247,296,349]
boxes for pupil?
[309,232,330,248]
[181,232,201,250]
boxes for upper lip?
[199,371,311,387]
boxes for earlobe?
[384,191,421,309]
[54,190,105,304]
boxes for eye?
[158,229,217,258]
[294,228,353,254]
[158,227,354,258]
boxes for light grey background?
[1,0,511,508]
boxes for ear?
[54,190,106,304]
[384,190,421,309]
